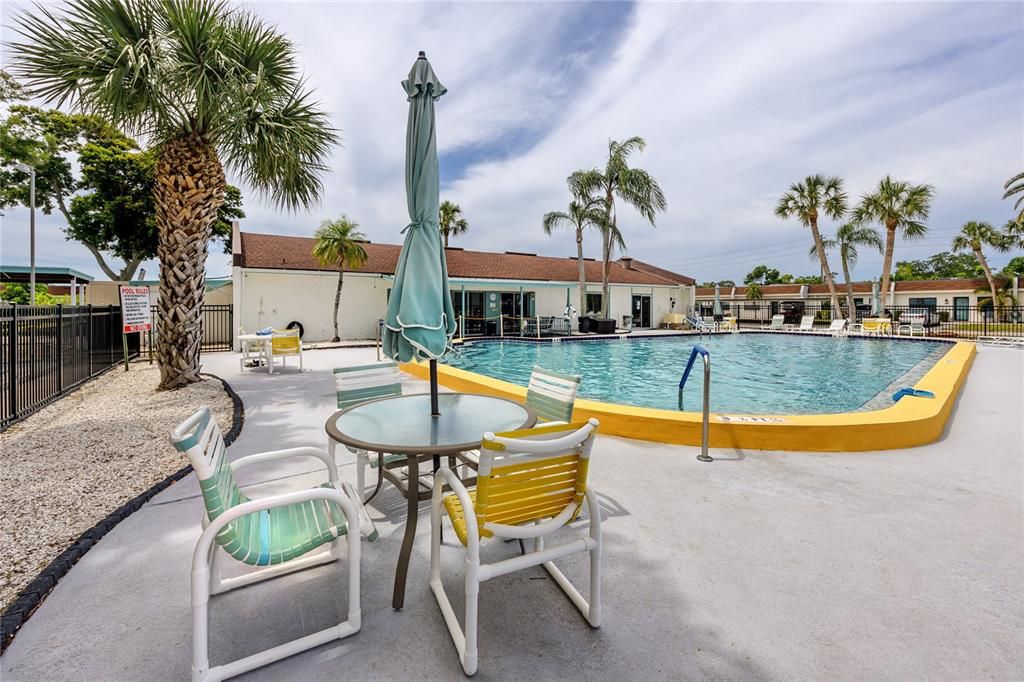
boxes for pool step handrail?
[678,345,713,462]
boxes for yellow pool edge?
[400,340,975,452]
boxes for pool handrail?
[678,345,713,462]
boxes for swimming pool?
[447,334,949,414]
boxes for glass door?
[953,296,969,322]
[631,295,652,328]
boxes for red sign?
[119,285,152,333]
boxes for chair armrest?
[192,485,360,574]
[231,446,339,482]
[433,466,480,551]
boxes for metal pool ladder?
[678,344,713,462]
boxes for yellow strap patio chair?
[268,328,302,374]
[430,419,602,676]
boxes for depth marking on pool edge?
[717,415,788,423]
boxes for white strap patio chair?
[170,407,372,682]
[787,315,814,331]
[268,328,302,374]
[430,419,603,676]
[761,314,784,331]
[330,362,414,498]
[824,319,847,335]
[897,315,926,337]
[459,366,581,470]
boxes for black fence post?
[9,304,17,422]
[57,304,64,391]
[87,304,94,377]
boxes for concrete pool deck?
[2,344,1021,680]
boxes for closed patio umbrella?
[713,283,723,318]
[383,52,456,415]
[871,281,881,316]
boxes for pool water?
[446,334,948,414]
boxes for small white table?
[238,333,288,373]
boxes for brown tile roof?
[239,232,688,286]
[695,278,1021,297]
[617,258,695,285]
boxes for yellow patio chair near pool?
[861,318,890,336]
[170,406,373,682]
[268,328,302,373]
[430,419,603,676]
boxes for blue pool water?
[446,334,948,414]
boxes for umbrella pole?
[429,359,440,416]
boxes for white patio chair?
[170,407,371,682]
[897,315,926,337]
[430,419,602,676]
[267,328,302,374]
[788,315,814,332]
[824,319,847,335]
[761,314,784,331]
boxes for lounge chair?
[761,314,784,331]
[268,328,302,373]
[430,420,603,676]
[976,336,1024,348]
[170,407,370,682]
[823,319,847,335]
[897,315,926,337]
[786,315,814,332]
[687,315,714,332]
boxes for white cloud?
[1,0,1020,284]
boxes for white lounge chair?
[761,314,784,331]
[430,420,603,676]
[787,315,814,332]
[824,319,847,336]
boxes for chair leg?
[356,452,367,496]
[463,564,480,676]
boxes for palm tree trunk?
[841,251,856,323]
[975,247,1000,320]
[576,228,586,324]
[153,134,226,390]
[809,219,841,321]
[601,188,614,319]
[332,268,343,342]
[443,231,449,248]
[879,223,897,315]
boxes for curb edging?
[0,373,244,653]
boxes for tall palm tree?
[573,137,666,318]
[543,173,607,320]
[438,200,468,247]
[1004,171,1024,227]
[813,223,883,321]
[775,175,847,320]
[951,221,1010,316]
[852,176,934,314]
[10,0,337,389]
[313,217,368,342]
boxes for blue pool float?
[892,387,935,402]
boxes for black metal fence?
[140,304,234,354]
[698,300,1024,338]
[0,305,140,430]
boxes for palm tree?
[974,277,1020,320]
[313,217,368,342]
[1004,171,1024,228]
[951,221,1010,316]
[573,137,666,318]
[852,176,934,314]
[775,175,847,320]
[543,174,607,320]
[438,200,468,247]
[10,1,337,389]
[745,283,763,300]
[812,223,883,321]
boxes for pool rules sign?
[118,285,151,369]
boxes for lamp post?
[15,162,36,300]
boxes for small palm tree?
[313,217,368,342]
[10,0,337,389]
[543,173,607,319]
[813,223,882,321]
[1004,171,1024,228]
[438,200,468,247]
[852,176,934,312]
[745,283,763,300]
[775,175,847,320]
[573,137,666,318]
[974,278,1019,320]
[951,221,1010,316]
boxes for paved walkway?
[3,345,1022,680]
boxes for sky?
[1,0,1022,285]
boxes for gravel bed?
[0,363,233,611]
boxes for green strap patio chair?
[170,406,374,682]
[330,362,412,499]
[459,365,581,469]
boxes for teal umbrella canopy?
[713,284,723,317]
[383,53,457,363]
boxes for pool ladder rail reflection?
[678,345,713,462]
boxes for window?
[585,293,603,315]
[908,297,937,311]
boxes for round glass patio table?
[325,393,535,609]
